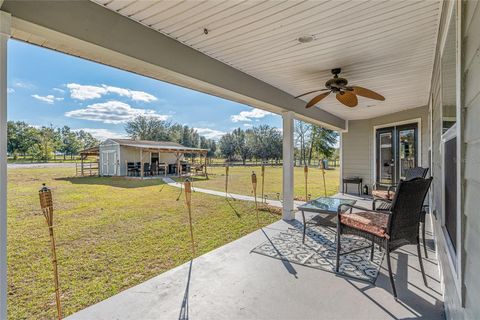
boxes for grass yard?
[179,165,340,200]
[7,167,279,319]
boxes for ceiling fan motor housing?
[325,77,348,91]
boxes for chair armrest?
[337,203,388,215]
[372,198,392,210]
[387,185,397,193]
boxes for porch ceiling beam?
[0,0,346,131]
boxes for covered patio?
[66,194,443,320]
[1,0,479,319]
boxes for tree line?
[7,121,99,161]
[219,125,283,164]
[7,116,339,163]
[218,122,338,165]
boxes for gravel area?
[7,162,76,169]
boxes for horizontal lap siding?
[462,0,480,317]
[342,120,372,187]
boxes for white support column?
[0,11,10,320]
[282,111,295,221]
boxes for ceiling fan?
[295,68,385,108]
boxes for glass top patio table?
[298,197,357,241]
[298,197,357,214]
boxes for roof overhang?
[1,0,347,131]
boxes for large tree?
[124,115,171,141]
[219,133,237,161]
[7,121,39,158]
[232,128,251,165]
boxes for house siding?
[460,0,480,318]
[429,1,480,319]
[341,106,429,189]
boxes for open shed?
[98,139,208,178]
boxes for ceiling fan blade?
[336,91,358,107]
[295,89,329,99]
[351,86,385,101]
[306,92,330,108]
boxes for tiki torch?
[251,171,259,226]
[38,184,62,320]
[184,178,195,256]
[321,160,327,197]
[304,165,308,201]
[225,165,229,198]
[261,165,265,203]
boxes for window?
[441,3,456,133]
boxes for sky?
[7,39,281,141]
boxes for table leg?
[301,210,306,243]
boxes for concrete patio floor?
[66,194,444,320]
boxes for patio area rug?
[251,224,385,283]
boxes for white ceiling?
[91,0,442,120]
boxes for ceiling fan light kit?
[296,68,385,109]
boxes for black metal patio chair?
[372,166,429,201]
[336,177,433,298]
[126,162,135,176]
[143,163,151,176]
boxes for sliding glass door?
[376,123,418,186]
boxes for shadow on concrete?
[178,260,193,320]
[259,228,298,278]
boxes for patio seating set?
[126,161,191,177]
[296,166,431,299]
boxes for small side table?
[342,177,363,195]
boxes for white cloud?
[66,83,157,102]
[231,108,272,122]
[66,83,107,100]
[13,80,35,89]
[65,100,169,124]
[32,94,64,104]
[243,123,252,128]
[7,88,14,94]
[195,128,226,140]
[73,128,127,141]
[53,88,65,94]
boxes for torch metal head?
[304,165,308,173]
[251,171,257,185]
[184,178,192,204]
[39,183,53,210]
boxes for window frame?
[438,0,463,303]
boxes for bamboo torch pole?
[321,160,327,197]
[184,178,195,257]
[261,165,265,203]
[225,165,229,198]
[304,165,309,201]
[38,184,62,320]
[251,172,259,226]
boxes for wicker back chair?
[405,166,429,180]
[372,166,429,200]
[336,177,433,298]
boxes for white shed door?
[101,151,117,176]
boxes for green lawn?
[7,167,278,319]
[179,165,340,200]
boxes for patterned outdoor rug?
[251,224,385,283]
